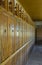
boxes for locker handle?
[12,30,14,32]
[4,29,6,33]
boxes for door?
[1,12,8,62]
[15,17,20,51]
[8,15,15,55]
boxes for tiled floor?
[26,46,42,65]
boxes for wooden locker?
[1,11,8,62]
[19,20,23,47]
[19,6,22,18]
[4,0,8,10]
[8,14,15,55]
[15,17,20,51]
[24,22,26,44]
[8,0,14,13]
[21,21,23,46]
[0,0,2,6]
[0,0,8,10]
[0,0,5,8]
[0,12,1,64]
[25,23,26,43]
[25,23,27,43]
[27,25,28,41]
[26,23,27,42]
[24,22,26,43]
[14,3,19,16]
[27,24,28,41]
[23,21,25,45]
[0,25,1,64]
[24,22,25,44]
[27,24,28,42]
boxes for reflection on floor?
[26,46,42,65]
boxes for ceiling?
[18,0,42,21]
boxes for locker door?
[22,21,24,44]
[26,25,28,42]
[24,22,25,44]
[29,25,31,40]
[1,12,8,62]
[19,21,23,65]
[27,25,29,41]
[19,20,23,47]
[24,22,25,43]
[24,22,26,43]
[27,24,28,42]
[26,23,27,42]
[8,15,15,55]
[23,21,25,45]
[8,0,14,13]
[0,25,1,64]
[0,13,1,64]
[15,18,20,51]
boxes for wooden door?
[15,17,20,51]
[1,12,8,62]
[8,15,15,55]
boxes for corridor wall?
[0,7,35,65]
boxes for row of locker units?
[0,0,35,24]
[0,7,35,65]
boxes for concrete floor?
[26,46,42,65]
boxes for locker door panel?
[0,31,1,64]
[8,0,14,13]
[27,25,28,41]
[24,22,25,43]
[0,39,1,64]
[8,16,15,55]
[1,13,8,62]
[24,22,26,43]
[0,26,1,64]
[26,23,27,42]
[23,22,25,45]
[27,24,28,42]
[19,20,23,47]
[15,18,20,51]
[24,22,25,44]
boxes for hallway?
[26,46,42,65]
[0,0,42,65]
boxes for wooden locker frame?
[8,14,15,55]
[0,10,8,62]
[19,19,23,47]
[14,17,20,51]
[0,25,1,64]
[14,3,19,16]
[8,0,14,13]
[0,0,8,11]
